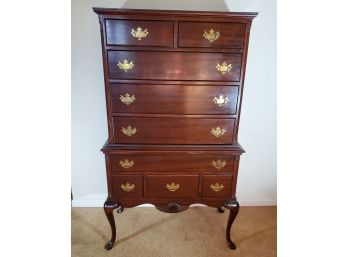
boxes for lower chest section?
[106,152,239,204]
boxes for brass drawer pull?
[211,127,226,138]
[121,126,137,136]
[166,182,180,192]
[119,93,136,105]
[119,159,134,169]
[203,29,220,42]
[216,62,232,74]
[212,160,226,169]
[131,27,149,40]
[117,59,134,72]
[121,183,135,192]
[210,183,224,192]
[213,95,229,107]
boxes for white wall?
[72,0,276,206]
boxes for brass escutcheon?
[121,183,135,192]
[119,93,136,105]
[211,127,226,138]
[117,59,134,72]
[121,126,137,136]
[216,62,232,74]
[213,95,229,107]
[210,183,224,192]
[131,27,149,40]
[166,182,180,192]
[212,160,226,169]
[203,29,220,42]
[119,159,134,169]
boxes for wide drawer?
[112,175,143,198]
[146,175,199,198]
[112,117,235,144]
[108,51,242,81]
[105,19,174,47]
[111,154,234,173]
[111,84,239,115]
[178,22,246,49]
[202,175,233,198]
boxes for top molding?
[92,8,258,19]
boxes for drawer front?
[111,84,239,115]
[105,19,174,47]
[202,175,233,198]
[111,154,234,173]
[146,175,199,198]
[178,22,246,49]
[108,51,242,81]
[112,175,143,198]
[113,117,235,144]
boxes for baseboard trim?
[71,199,106,207]
[238,200,277,206]
[72,199,277,207]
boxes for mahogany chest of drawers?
[93,8,257,251]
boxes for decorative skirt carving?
[156,202,189,213]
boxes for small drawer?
[112,175,143,198]
[202,175,233,198]
[178,22,246,49]
[108,51,242,82]
[111,84,239,115]
[105,19,174,47]
[147,175,199,198]
[113,117,235,144]
[111,154,234,173]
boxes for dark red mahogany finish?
[93,8,257,251]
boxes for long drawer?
[112,117,235,144]
[111,154,234,172]
[108,51,242,81]
[111,84,239,115]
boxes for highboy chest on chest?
[93,8,257,250]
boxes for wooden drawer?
[105,19,174,47]
[178,22,246,49]
[146,175,199,198]
[111,154,234,173]
[202,175,233,198]
[113,117,235,144]
[108,51,242,81]
[110,84,239,115]
[112,175,143,198]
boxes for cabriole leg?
[224,200,240,250]
[104,200,119,250]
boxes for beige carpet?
[72,206,276,257]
